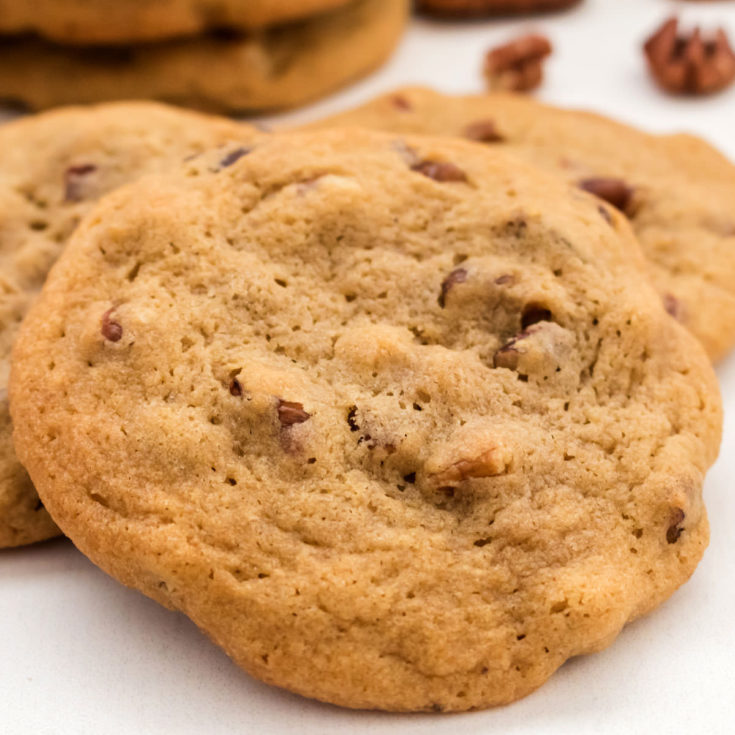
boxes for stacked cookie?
[0,0,408,111]
[1,90,729,712]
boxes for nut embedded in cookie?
[424,422,514,490]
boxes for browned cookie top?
[307,87,735,361]
[11,129,720,710]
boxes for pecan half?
[484,34,552,92]
[578,178,634,215]
[644,17,735,95]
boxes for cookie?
[11,129,721,710]
[0,0,353,44]
[308,87,735,361]
[417,0,581,16]
[0,102,257,548]
[0,0,408,113]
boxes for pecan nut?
[484,34,552,92]
[644,16,735,95]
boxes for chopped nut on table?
[484,33,552,92]
[644,16,735,95]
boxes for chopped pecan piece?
[578,178,634,215]
[101,308,123,342]
[666,508,686,544]
[430,446,512,487]
[438,268,468,308]
[411,160,468,182]
[219,147,251,169]
[463,119,504,143]
[64,164,97,202]
[277,400,310,427]
[484,34,552,92]
[644,17,735,95]
[493,335,525,370]
[390,94,413,111]
[425,424,514,492]
[663,293,685,322]
[493,322,575,378]
[347,405,360,432]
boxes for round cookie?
[0,0,408,113]
[417,0,581,16]
[0,102,257,548]
[11,129,721,710]
[306,87,735,361]
[0,0,353,45]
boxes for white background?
[2,0,735,732]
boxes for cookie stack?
[0,0,407,111]
[0,89,729,712]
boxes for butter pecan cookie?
[0,0,407,112]
[309,87,735,361]
[11,129,721,710]
[0,0,353,44]
[0,102,256,547]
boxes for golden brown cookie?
[11,129,721,710]
[307,87,735,361]
[0,0,408,113]
[0,102,256,547]
[0,0,353,44]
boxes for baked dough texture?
[0,102,255,547]
[11,129,721,710]
[0,0,408,113]
[307,87,735,361]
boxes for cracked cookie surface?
[0,102,256,547]
[308,87,735,361]
[0,0,353,44]
[0,0,407,113]
[10,129,721,710]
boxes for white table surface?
[2,1,734,732]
